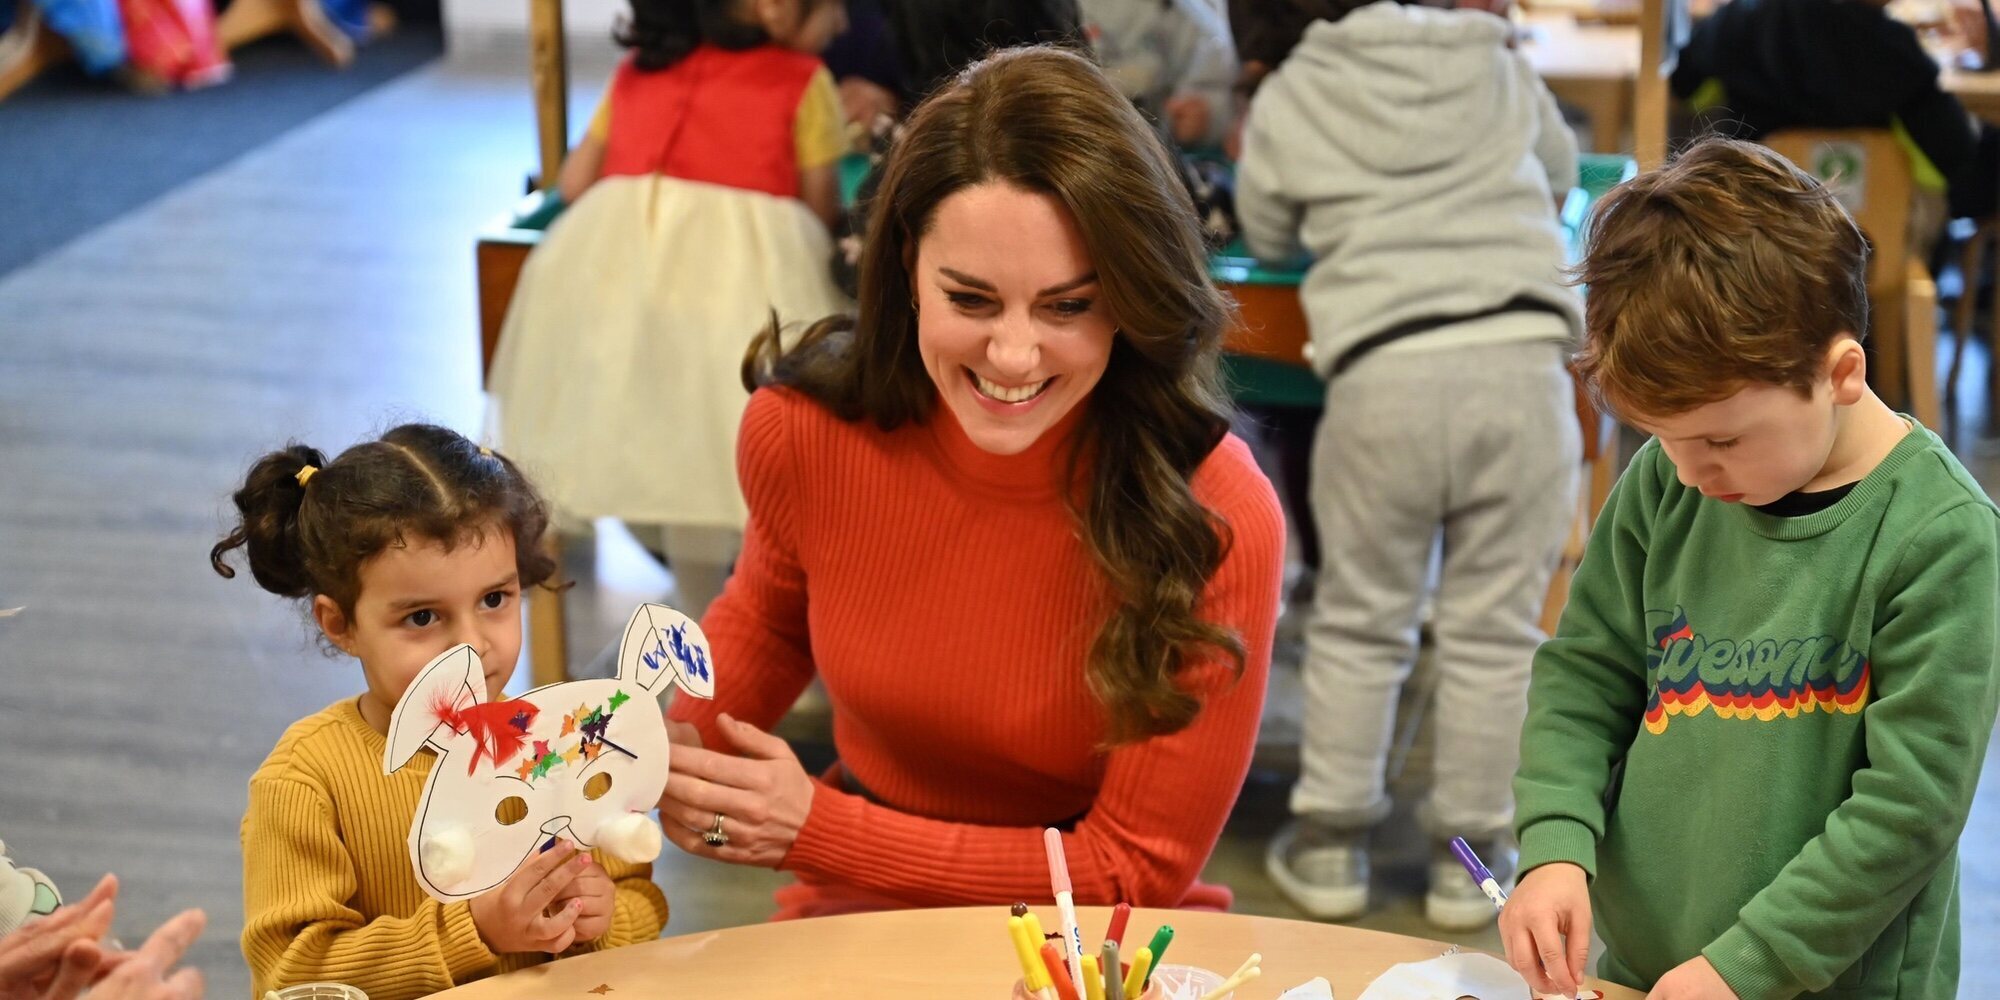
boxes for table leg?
[528,539,570,687]
[528,0,568,189]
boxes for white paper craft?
[1276,980,1333,1000]
[1356,952,1533,1000]
[383,603,715,901]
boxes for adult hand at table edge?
[0,873,120,1000]
[76,907,206,1000]
[659,713,815,869]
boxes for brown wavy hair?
[743,45,1244,743]
[210,424,560,618]
[1572,137,1870,418]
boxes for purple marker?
[1448,837,1509,911]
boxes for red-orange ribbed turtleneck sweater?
[667,386,1285,918]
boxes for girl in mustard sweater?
[212,424,668,999]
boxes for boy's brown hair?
[1572,137,1871,417]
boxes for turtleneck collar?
[924,390,1091,502]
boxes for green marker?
[1142,925,1173,986]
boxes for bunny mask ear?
[384,644,484,773]
[618,603,715,701]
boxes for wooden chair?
[1538,387,1618,634]
[1762,130,1943,430]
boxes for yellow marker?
[1123,946,1153,999]
[1225,954,1261,984]
[1009,916,1049,990]
[1080,954,1106,1000]
[1023,911,1047,949]
[1196,965,1262,1000]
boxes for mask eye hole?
[495,795,529,826]
[583,772,613,801]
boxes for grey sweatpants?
[1292,338,1580,840]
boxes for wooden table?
[424,906,1643,998]
[1521,13,1640,152]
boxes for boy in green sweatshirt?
[1505,137,2000,1000]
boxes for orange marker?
[1041,942,1082,1000]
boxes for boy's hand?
[551,856,617,945]
[1646,956,1738,1000]
[1500,862,1592,997]
[469,841,588,954]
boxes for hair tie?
[479,446,493,457]
[295,465,318,487]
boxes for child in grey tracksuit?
[1082,0,1239,147]
[1236,0,1582,930]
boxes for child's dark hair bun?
[210,443,329,599]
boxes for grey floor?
[1,46,1997,1000]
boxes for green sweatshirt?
[1514,427,2000,1000]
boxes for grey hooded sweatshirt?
[1236,1,1581,379]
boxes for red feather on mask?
[429,689,539,775]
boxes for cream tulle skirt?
[488,175,849,529]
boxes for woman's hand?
[659,713,815,868]
[666,720,704,750]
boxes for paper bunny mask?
[383,603,714,901]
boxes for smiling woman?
[917,187,1116,457]
[660,45,1287,918]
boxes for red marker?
[1041,941,1082,1000]
[1104,902,1132,949]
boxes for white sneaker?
[1265,818,1369,921]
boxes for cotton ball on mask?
[419,826,476,889]
[596,813,663,863]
